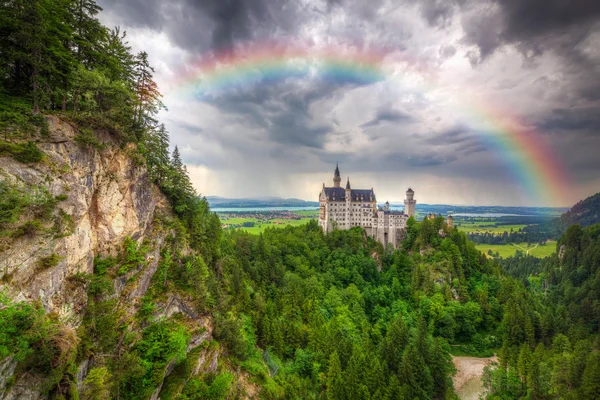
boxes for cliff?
[0,116,239,399]
[0,116,166,319]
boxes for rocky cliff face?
[0,117,248,400]
[0,116,167,322]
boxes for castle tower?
[447,215,454,228]
[333,163,341,188]
[346,177,351,190]
[404,188,416,217]
[384,201,390,211]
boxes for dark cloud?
[360,107,414,128]
[99,0,301,53]
[537,108,600,133]
[460,0,600,64]
[97,0,600,205]
[419,0,456,28]
[204,78,348,149]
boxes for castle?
[318,164,416,248]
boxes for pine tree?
[133,51,164,131]
[380,314,409,373]
[71,0,103,63]
[326,351,345,400]
[582,352,600,399]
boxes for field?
[456,222,528,234]
[476,243,557,259]
[219,215,315,235]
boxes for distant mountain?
[206,196,319,208]
[524,192,600,238]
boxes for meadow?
[476,242,556,259]
[219,215,315,235]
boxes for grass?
[476,243,556,259]
[220,216,314,235]
[456,222,528,234]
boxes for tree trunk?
[62,76,67,111]
[32,49,40,115]
[73,90,79,113]
[15,59,21,93]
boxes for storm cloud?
[97,0,600,206]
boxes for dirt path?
[511,243,538,255]
[452,355,497,392]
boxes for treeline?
[0,0,220,262]
[483,223,600,398]
[467,231,550,246]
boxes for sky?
[97,0,600,207]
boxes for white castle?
[318,164,416,248]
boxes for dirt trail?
[452,355,497,392]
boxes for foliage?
[74,127,105,150]
[0,140,43,163]
[38,253,62,269]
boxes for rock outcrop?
[0,116,168,323]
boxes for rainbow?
[165,43,569,206]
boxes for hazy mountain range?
[206,196,568,216]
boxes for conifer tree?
[326,351,345,400]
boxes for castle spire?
[346,177,351,190]
[333,162,341,188]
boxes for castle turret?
[333,163,341,188]
[447,215,454,228]
[384,201,390,211]
[346,177,351,190]
[404,188,416,217]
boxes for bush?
[52,210,74,238]
[54,194,68,201]
[13,219,43,237]
[38,253,63,270]
[14,142,43,163]
[0,180,31,227]
[75,128,105,150]
[0,141,43,163]
[118,237,147,275]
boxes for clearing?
[453,355,497,400]
[476,243,556,259]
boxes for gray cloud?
[97,0,600,206]
[360,107,414,128]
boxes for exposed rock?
[558,244,566,260]
[2,372,44,400]
[154,294,200,320]
[0,357,18,398]
[0,115,168,325]
[76,358,91,393]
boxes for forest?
[1,0,600,399]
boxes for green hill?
[525,192,600,238]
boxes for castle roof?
[334,163,340,177]
[407,188,414,193]
[346,177,351,189]
[324,187,376,202]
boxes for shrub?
[75,128,105,150]
[81,367,111,400]
[118,237,147,275]
[52,210,74,238]
[13,142,43,163]
[0,141,43,163]
[38,253,63,270]
[0,180,31,227]
[13,219,43,237]
[54,194,68,201]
